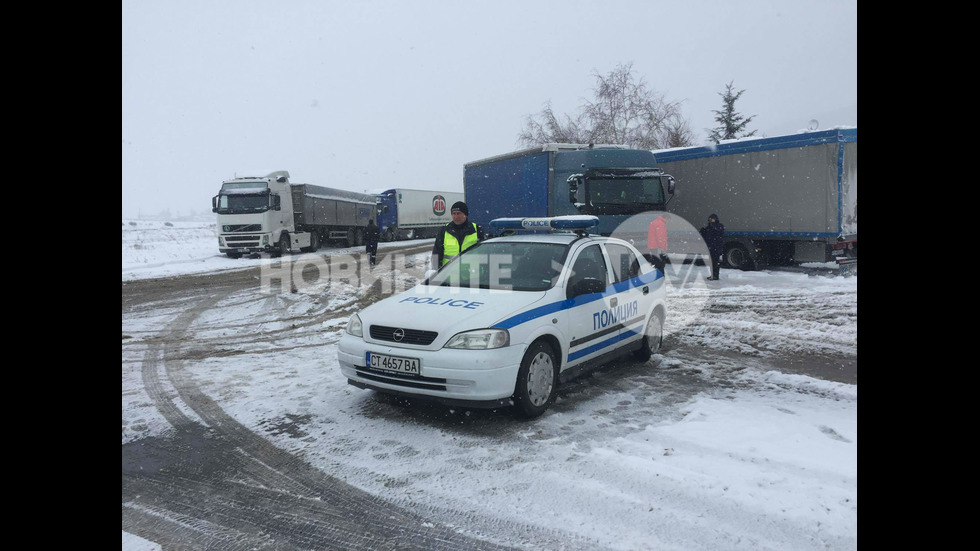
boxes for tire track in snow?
[123,252,587,550]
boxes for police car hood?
[359,285,549,348]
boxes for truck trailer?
[463,144,675,237]
[212,171,376,258]
[653,128,857,271]
[375,188,464,241]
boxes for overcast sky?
[121,0,857,218]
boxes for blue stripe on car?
[567,327,643,362]
[493,270,663,330]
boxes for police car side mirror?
[567,277,605,299]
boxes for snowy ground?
[122,219,857,550]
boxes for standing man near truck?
[431,201,485,270]
[364,219,380,266]
[700,213,725,280]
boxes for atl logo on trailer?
[432,195,446,216]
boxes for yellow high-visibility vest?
[441,223,479,265]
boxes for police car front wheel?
[633,311,664,362]
[513,341,559,419]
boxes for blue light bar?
[489,216,599,231]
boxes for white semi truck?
[212,171,377,258]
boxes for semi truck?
[212,170,376,258]
[653,128,857,271]
[375,188,465,241]
[463,143,675,237]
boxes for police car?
[337,216,666,418]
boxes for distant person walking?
[699,213,725,280]
[365,219,380,266]
[646,214,668,273]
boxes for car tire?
[512,341,559,419]
[633,310,664,362]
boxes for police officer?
[431,201,485,270]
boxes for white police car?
[337,216,666,418]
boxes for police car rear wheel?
[633,311,663,362]
[513,341,558,419]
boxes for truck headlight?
[444,329,509,350]
[346,313,363,337]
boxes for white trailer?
[375,188,464,241]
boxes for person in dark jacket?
[365,219,380,266]
[699,213,725,280]
[431,201,485,270]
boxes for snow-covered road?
[122,219,857,550]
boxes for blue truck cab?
[464,144,675,237]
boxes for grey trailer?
[653,128,857,271]
[291,184,377,246]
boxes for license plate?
[365,352,421,376]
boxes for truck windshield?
[216,193,271,214]
[427,242,568,291]
[587,175,665,214]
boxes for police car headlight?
[444,329,509,350]
[346,313,363,337]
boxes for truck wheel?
[724,243,755,271]
[355,228,364,247]
[226,252,242,259]
[512,341,559,419]
[384,227,395,242]
[633,310,664,362]
[346,229,357,248]
[277,233,291,257]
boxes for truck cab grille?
[224,224,262,232]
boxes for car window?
[605,243,640,283]
[566,244,608,291]
[427,241,568,291]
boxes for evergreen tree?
[708,81,757,144]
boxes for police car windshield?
[428,242,568,291]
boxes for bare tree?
[518,62,694,150]
[517,101,596,146]
[663,117,697,149]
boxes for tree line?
[517,62,756,149]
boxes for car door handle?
[643,286,649,295]
[610,297,618,307]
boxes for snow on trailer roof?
[652,127,858,162]
[292,183,378,205]
[464,143,628,167]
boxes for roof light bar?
[489,216,599,231]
